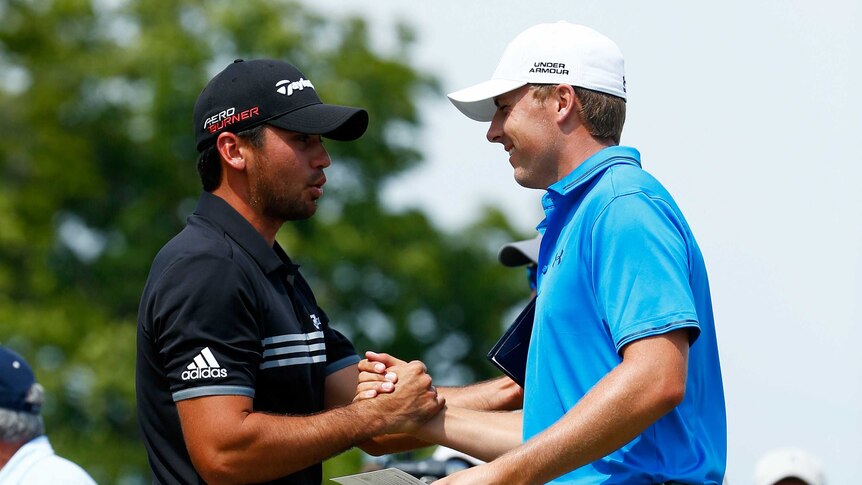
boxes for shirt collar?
[0,436,53,480]
[548,145,641,197]
[538,146,641,233]
[194,192,293,275]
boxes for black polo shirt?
[136,192,359,485]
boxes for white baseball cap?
[498,235,541,267]
[448,21,626,122]
[753,448,826,485]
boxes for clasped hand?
[355,351,443,434]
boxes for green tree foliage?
[0,0,529,482]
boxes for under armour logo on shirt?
[553,249,564,267]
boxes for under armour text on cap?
[0,345,40,414]
[193,59,369,152]
[448,21,626,122]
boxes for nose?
[486,114,503,144]
[312,141,331,169]
[315,151,331,169]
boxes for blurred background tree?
[0,0,530,482]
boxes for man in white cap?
[754,448,826,485]
[358,21,726,484]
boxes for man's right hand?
[358,357,444,435]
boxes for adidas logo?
[181,347,227,380]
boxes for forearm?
[412,405,522,462]
[440,376,523,411]
[484,340,688,484]
[357,401,520,456]
[181,359,443,484]
[357,434,434,456]
[186,400,386,484]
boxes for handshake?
[351,351,445,437]
[347,351,524,484]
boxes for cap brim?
[498,236,541,267]
[268,103,369,141]
[757,471,820,485]
[447,79,528,121]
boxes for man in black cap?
[136,59,444,485]
[0,345,96,484]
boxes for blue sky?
[302,1,861,482]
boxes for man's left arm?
[355,351,522,410]
[331,352,522,456]
[436,329,690,485]
[439,375,523,411]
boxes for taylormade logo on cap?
[192,59,369,152]
[276,78,314,96]
[448,21,626,122]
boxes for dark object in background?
[487,295,535,387]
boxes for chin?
[513,172,539,189]
[270,204,317,222]
[296,207,317,220]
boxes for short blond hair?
[531,84,626,145]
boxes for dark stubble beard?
[248,152,318,222]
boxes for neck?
[211,187,281,246]
[0,440,25,469]
[555,134,613,182]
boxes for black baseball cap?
[193,59,369,152]
[0,345,40,414]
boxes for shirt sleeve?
[324,323,360,375]
[591,191,701,352]
[149,253,261,402]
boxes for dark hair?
[196,124,267,192]
[531,84,626,145]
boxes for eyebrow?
[493,88,522,108]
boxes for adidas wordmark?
[182,347,227,380]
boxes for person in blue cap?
[425,234,541,472]
[498,234,541,298]
[0,345,96,484]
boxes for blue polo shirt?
[523,146,726,484]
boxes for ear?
[554,84,580,124]
[216,132,247,171]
